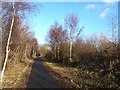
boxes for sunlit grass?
[3,59,33,88]
[45,60,119,88]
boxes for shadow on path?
[26,57,61,88]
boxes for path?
[26,57,61,88]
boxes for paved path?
[26,57,61,88]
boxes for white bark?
[69,31,73,62]
[57,43,60,60]
[70,41,72,62]
[1,2,15,83]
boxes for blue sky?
[27,1,118,44]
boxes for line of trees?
[44,12,120,88]
[1,2,39,83]
[46,13,84,63]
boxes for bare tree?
[108,15,118,44]
[1,2,15,83]
[1,2,39,84]
[47,22,66,61]
[64,12,83,62]
[107,15,118,78]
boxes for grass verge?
[3,58,33,88]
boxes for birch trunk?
[69,31,73,62]
[57,43,60,60]
[1,2,15,83]
[70,41,72,62]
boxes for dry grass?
[3,59,33,88]
[44,61,81,88]
[44,61,120,88]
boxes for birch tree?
[64,13,83,62]
[1,2,15,83]
[1,2,39,83]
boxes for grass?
[44,61,81,88]
[44,61,120,88]
[3,58,33,88]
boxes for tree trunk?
[25,45,27,57]
[54,42,57,58]
[0,4,2,88]
[57,43,60,60]
[13,46,19,65]
[70,31,73,62]
[1,2,15,83]
[70,41,72,62]
[30,46,33,58]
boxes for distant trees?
[47,22,68,62]
[39,44,49,57]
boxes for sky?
[26,1,118,44]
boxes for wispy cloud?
[102,0,118,7]
[102,0,119,2]
[100,8,110,18]
[85,4,98,10]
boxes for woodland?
[1,2,120,89]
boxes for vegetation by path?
[3,59,33,88]
[44,60,120,89]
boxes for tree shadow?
[26,57,61,88]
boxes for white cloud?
[102,0,118,7]
[102,0,119,2]
[105,2,117,7]
[85,4,97,10]
[100,8,110,18]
